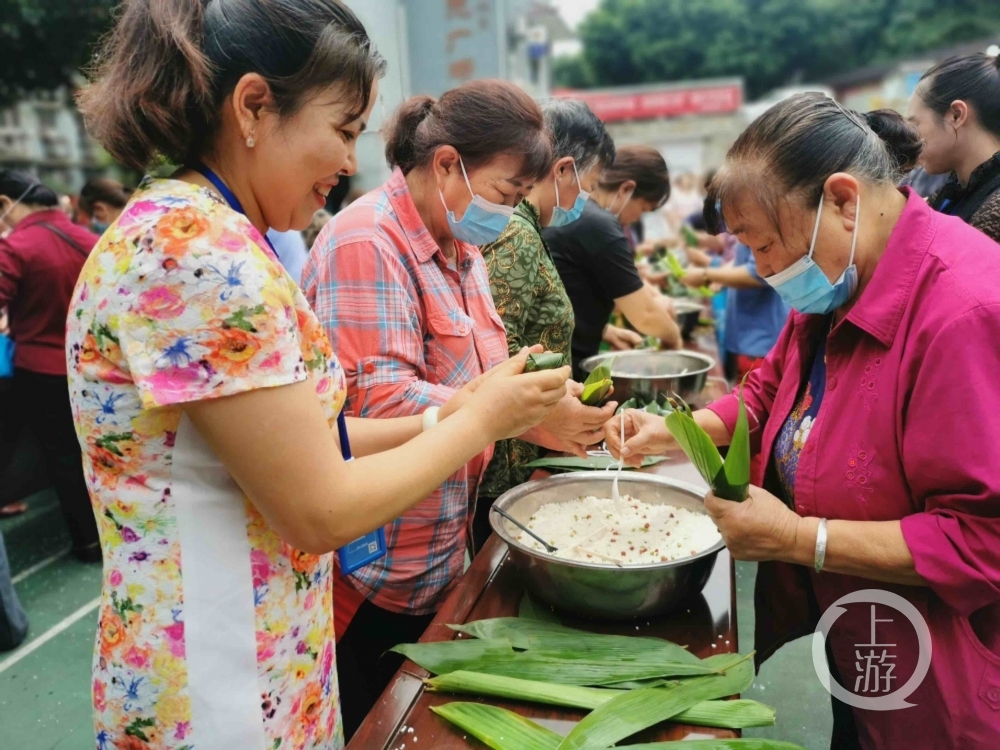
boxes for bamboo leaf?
[426,670,623,710]
[665,387,750,502]
[555,655,755,749]
[664,403,723,486]
[580,378,613,406]
[449,618,703,665]
[720,377,751,502]
[431,702,561,750]
[624,741,806,750]
[390,639,516,674]
[425,671,776,729]
[526,352,566,372]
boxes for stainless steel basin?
[580,349,714,405]
[490,472,723,619]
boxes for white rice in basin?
[518,495,721,565]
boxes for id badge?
[337,527,386,574]
[333,412,387,573]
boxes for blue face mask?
[763,193,860,315]
[549,161,589,227]
[439,158,514,245]
[90,219,109,235]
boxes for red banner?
[553,83,743,123]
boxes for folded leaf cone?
[525,352,566,372]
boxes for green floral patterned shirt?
[480,200,575,498]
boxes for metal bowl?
[670,298,704,339]
[490,472,723,619]
[580,349,714,405]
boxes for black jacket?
[929,151,1000,243]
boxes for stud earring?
[246,133,256,148]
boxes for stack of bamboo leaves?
[392,617,805,750]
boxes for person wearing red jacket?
[0,169,101,562]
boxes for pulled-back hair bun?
[863,109,922,172]
[383,80,553,181]
[384,95,436,174]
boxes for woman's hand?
[681,268,709,288]
[465,349,571,441]
[540,381,619,456]
[602,324,643,351]
[704,485,802,562]
[603,409,675,467]
[440,344,546,420]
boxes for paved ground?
[1,490,833,749]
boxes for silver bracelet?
[813,518,828,573]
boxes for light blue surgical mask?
[439,158,514,245]
[763,193,860,315]
[90,219,110,235]
[549,161,589,227]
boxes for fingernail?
[621,446,631,456]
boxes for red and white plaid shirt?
[302,168,509,615]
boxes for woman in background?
[908,53,1000,241]
[473,99,619,553]
[0,169,100,558]
[544,144,681,379]
[77,177,131,235]
[303,80,590,738]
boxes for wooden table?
[349,335,739,749]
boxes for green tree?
[0,0,117,105]
[555,0,1000,98]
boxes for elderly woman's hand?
[704,485,803,562]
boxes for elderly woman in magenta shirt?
[607,93,1000,749]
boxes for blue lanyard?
[191,162,353,461]
[191,162,278,255]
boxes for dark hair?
[704,93,922,234]
[541,99,615,170]
[0,169,59,208]
[384,80,553,181]
[918,53,1000,137]
[78,0,386,172]
[78,177,132,214]
[598,144,670,205]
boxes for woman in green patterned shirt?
[473,100,619,553]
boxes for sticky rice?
[518,494,721,564]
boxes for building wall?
[605,113,746,176]
[0,91,101,192]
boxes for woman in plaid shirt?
[303,81,614,737]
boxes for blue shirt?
[265,229,310,286]
[723,243,790,358]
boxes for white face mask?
[607,186,635,219]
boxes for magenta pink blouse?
[708,189,1000,748]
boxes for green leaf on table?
[555,653,755,749]
[624,741,806,750]
[425,671,776,728]
[431,702,561,750]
